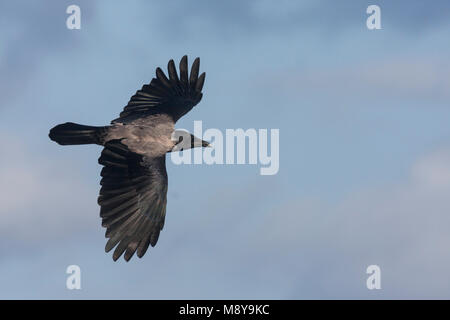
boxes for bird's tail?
[49,122,109,145]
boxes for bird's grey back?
[106,113,175,158]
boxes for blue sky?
[1,0,450,299]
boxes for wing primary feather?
[124,241,139,261]
[105,232,122,252]
[179,55,188,86]
[113,236,133,261]
[195,72,206,92]
[123,220,150,261]
[189,57,200,89]
[156,67,171,89]
[167,59,179,83]
[112,215,146,261]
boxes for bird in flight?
[49,56,208,261]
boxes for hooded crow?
[49,56,208,261]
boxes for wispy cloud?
[254,56,450,103]
[0,136,97,247]
[0,1,96,107]
[243,147,450,298]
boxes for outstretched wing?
[113,55,205,124]
[98,140,168,261]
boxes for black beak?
[202,140,211,148]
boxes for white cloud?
[411,148,450,189]
[242,147,450,298]
[0,136,98,244]
[255,57,450,102]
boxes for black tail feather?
[49,122,109,145]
